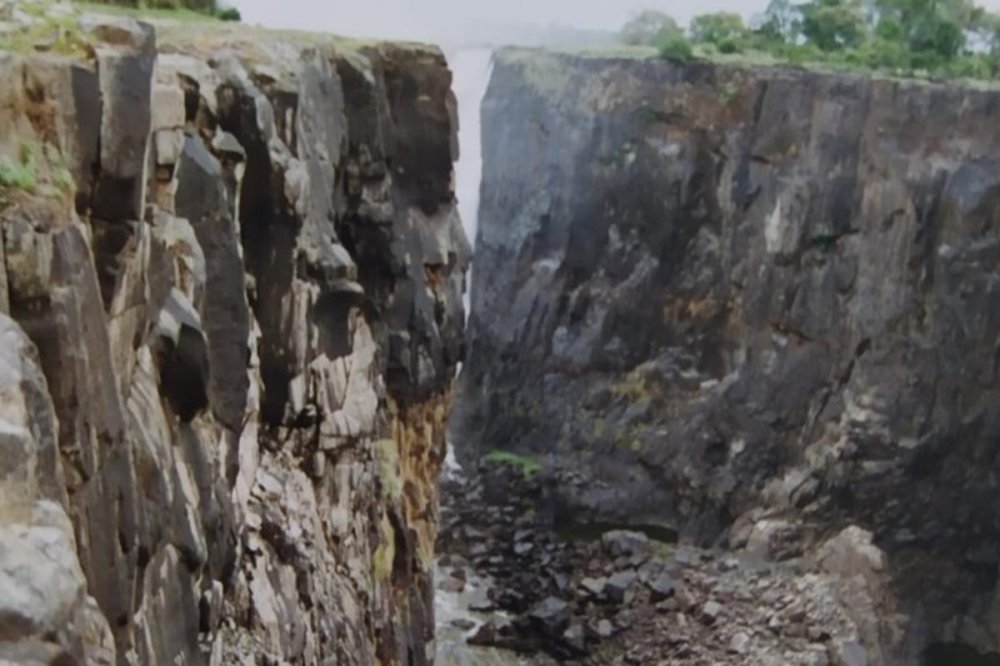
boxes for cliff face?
[0,12,466,665]
[456,49,1000,658]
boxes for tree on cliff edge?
[620,10,682,46]
[621,0,1000,79]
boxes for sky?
[234,0,1000,44]
[234,0,1000,46]
[232,0,784,44]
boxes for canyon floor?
[434,455,906,666]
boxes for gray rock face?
[455,48,1000,659]
[0,315,113,665]
[1,14,466,666]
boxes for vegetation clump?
[0,142,75,204]
[621,0,1000,80]
[0,149,39,195]
[375,439,402,501]
[483,450,542,477]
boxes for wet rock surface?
[1,8,466,665]
[455,48,1000,661]
[438,459,894,665]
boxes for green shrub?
[216,6,240,21]
[0,158,37,193]
[690,12,749,54]
[658,32,694,63]
[812,234,839,252]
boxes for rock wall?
[455,48,1000,660]
[0,12,466,665]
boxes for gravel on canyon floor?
[437,459,889,666]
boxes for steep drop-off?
[455,48,1000,660]
[0,11,466,665]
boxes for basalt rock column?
[0,11,467,665]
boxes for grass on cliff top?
[73,1,227,22]
[2,0,436,62]
[0,0,222,57]
[483,450,542,477]
[554,44,660,60]
[499,45,1000,94]
[151,20,440,60]
[0,1,94,57]
[71,0,436,55]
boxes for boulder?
[606,570,639,605]
[647,572,676,602]
[580,576,608,598]
[528,596,571,636]
[563,622,586,654]
[816,526,886,582]
[602,530,651,560]
[831,640,869,666]
[700,600,724,625]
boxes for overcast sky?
[228,0,787,43]
[232,0,1000,46]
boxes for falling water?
[447,46,493,313]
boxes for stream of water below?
[432,444,537,665]
[433,560,535,666]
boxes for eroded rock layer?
[0,14,466,665]
[455,48,1000,661]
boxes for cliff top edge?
[494,45,1000,93]
[2,0,444,64]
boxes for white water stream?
[433,444,532,666]
[448,46,493,313]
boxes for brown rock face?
[455,49,1000,661]
[0,14,466,666]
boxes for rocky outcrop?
[1,9,466,665]
[455,48,1000,661]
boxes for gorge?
[0,3,998,665]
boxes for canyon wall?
[455,48,1000,659]
[0,11,466,665]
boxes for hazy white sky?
[233,0,1000,45]
[232,0,777,42]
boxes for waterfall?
[446,47,494,314]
